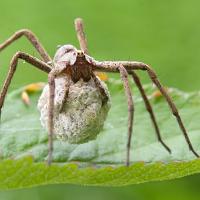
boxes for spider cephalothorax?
[0,18,199,166]
[53,44,94,83]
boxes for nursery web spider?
[0,18,199,166]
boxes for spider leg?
[92,61,146,73]
[75,18,109,81]
[118,65,134,166]
[0,29,51,62]
[141,65,199,157]
[92,60,199,158]
[74,18,89,54]
[130,71,171,153]
[0,52,51,116]
[47,62,73,164]
[47,68,68,165]
[47,71,56,165]
[91,72,109,105]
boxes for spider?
[0,18,199,166]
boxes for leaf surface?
[1,80,200,190]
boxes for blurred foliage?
[1,0,200,199]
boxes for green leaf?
[0,79,200,190]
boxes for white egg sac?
[38,76,111,144]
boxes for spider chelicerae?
[0,18,199,166]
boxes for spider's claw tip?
[160,140,171,154]
[166,146,172,154]
[191,149,200,158]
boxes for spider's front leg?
[74,18,89,54]
[47,67,72,165]
[0,29,51,62]
[0,30,53,105]
[0,52,52,161]
[74,18,108,81]
[0,52,51,116]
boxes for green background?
[0,0,200,199]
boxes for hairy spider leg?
[92,60,199,165]
[130,71,171,153]
[0,29,52,105]
[0,29,51,62]
[74,18,109,104]
[0,52,50,112]
[47,70,56,165]
[0,52,51,160]
[75,18,89,54]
